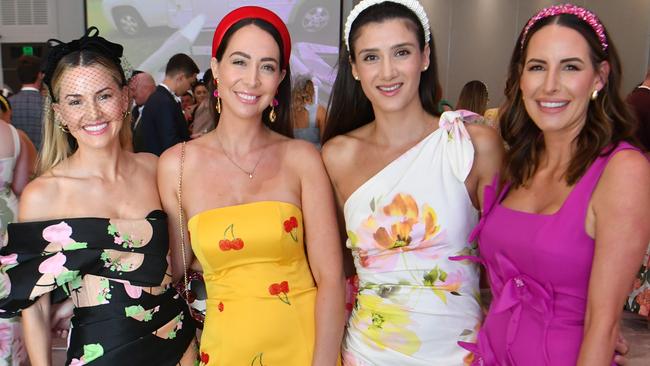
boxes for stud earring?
[591,89,599,100]
[353,75,359,81]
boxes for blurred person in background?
[9,55,44,150]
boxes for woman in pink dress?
[462,4,650,366]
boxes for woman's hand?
[50,299,74,339]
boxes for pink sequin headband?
[521,4,608,52]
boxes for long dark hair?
[322,2,441,143]
[500,13,637,187]
[209,19,293,138]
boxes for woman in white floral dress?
[322,1,502,364]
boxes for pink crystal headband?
[521,3,608,52]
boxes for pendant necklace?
[217,135,265,179]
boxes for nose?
[542,67,560,94]
[243,65,260,88]
[380,57,398,81]
[88,98,102,120]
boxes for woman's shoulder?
[19,173,62,221]
[322,125,373,163]
[465,122,502,155]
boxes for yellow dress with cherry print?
[189,201,336,365]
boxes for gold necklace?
[216,135,265,179]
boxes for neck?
[22,82,40,90]
[371,100,435,146]
[211,112,268,156]
[162,78,176,95]
[67,141,126,181]
[540,125,582,174]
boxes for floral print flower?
[125,305,160,322]
[283,216,299,242]
[422,266,463,303]
[0,320,12,357]
[218,224,244,251]
[218,302,224,312]
[107,224,143,249]
[69,343,104,366]
[0,254,16,266]
[43,222,74,245]
[38,252,67,276]
[268,281,290,305]
[352,193,444,270]
[351,293,421,355]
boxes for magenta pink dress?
[460,142,638,366]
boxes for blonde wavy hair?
[38,51,132,175]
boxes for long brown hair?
[500,13,637,188]
[322,2,441,143]
[456,80,488,116]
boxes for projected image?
[86,0,341,103]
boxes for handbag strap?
[177,142,191,300]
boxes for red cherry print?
[268,283,281,296]
[283,220,293,233]
[218,302,224,312]
[219,239,231,251]
[289,216,298,229]
[200,351,209,363]
[231,238,244,250]
[279,281,289,293]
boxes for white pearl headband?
[344,0,431,52]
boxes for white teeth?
[540,101,568,108]
[83,122,108,132]
[236,93,257,101]
[379,84,401,92]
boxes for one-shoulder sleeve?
[437,110,478,182]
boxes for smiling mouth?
[539,101,568,108]
[82,122,108,132]
[235,92,259,102]
[377,84,402,92]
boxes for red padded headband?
[211,6,292,69]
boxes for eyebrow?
[64,87,113,99]
[229,51,279,64]
[526,57,585,64]
[358,42,417,54]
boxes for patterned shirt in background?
[9,88,43,150]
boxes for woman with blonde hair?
[0,28,196,365]
[291,74,326,147]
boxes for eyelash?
[232,59,276,72]
[395,49,410,57]
[527,64,581,72]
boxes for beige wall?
[346,0,650,108]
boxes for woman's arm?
[297,141,346,366]
[11,130,37,196]
[22,294,52,366]
[577,150,650,366]
[158,144,195,283]
[17,178,60,365]
[464,124,504,211]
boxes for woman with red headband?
[158,6,345,366]
[460,4,649,365]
